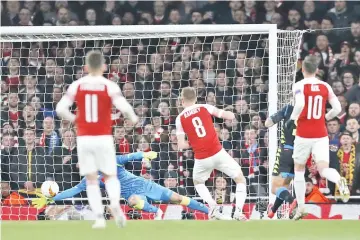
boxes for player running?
[265,104,297,219]
[56,50,138,228]
[32,151,209,219]
[285,55,350,220]
[175,87,247,221]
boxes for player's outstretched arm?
[52,179,86,201]
[116,151,157,165]
[32,179,86,209]
[265,105,289,128]
[210,106,235,120]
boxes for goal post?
[0,24,304,220]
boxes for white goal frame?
[0,24,279,202]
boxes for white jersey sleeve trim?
[202,104,216,115]
[175,115,185,135]
[290,81,305,120]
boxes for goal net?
[0,25,304,220]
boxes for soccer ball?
[41,181,59,198]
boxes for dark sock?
[279,190,294,204]
[271,197,284,213]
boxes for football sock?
[105,177,122,215]
[134,199,159,213]
[235,183,247,213]
[271,197,284,213]
[277,187,294,204]
[294,171,306,208]
[320,168,341,184]
[181,196,209,214]
[195,184,217,208]
[86,183,104,219]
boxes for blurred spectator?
[52,129,80,191]
[38,117,60,154]
[345,118,360,143]
[305,177,331,203]
[1,181,27,205]
[211,175,233,204]
[337,131,357,194]
[164,171,186,196]
[327,1,354,30]
[153,1,167,25]
[10,129,49,190]
[327,118,341,149]
[348,102,360,122]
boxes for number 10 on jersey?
[85,94,98,123]
[307,95,323,120]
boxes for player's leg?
[77,137,105,228]
[215,149,247,220]
[268,148,295,218]
[268,176,293,218]
[292,136,312,220]
[127,194,163,219]
[193,158,217,208]
[169,191,209,214]
[97,136,125,227]
[313,137,350,202]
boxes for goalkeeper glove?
[32,196,54,209]
[143,151,158,161]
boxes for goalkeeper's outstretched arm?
[265,105,290,128]
[52,179,87,201]
[116,151,157,165]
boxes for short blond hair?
[181,87,197,102]
[85,50,104,71]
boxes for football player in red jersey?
[56,50,138,229]
[175,87,247,221]
[285,55,350,220]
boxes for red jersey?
[176,104,222,159]
[66,75,122,136]
[293,77,336,138]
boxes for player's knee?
[170,193,182,204]
[128,195,140,207]
[294,163,306,171]
[86,173,98,184]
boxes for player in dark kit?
[265,104,296,218]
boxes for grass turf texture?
[2,220,359,240]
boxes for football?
[41,181,59,198]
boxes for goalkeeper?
[33,151,208,219]
[265,104,297,219]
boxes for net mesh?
[0,29,304,220]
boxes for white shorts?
[292,136,329,164]
[77,135,117,176]
[193,149,242,183]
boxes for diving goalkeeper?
[32,151,208,219]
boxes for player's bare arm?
[56,83,77,122]
[176,133,190,150]
[210,106,235,120]
[325,83,341,120]
[111,89,139,124]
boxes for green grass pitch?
[1,220,359,240]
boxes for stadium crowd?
[1,0,360,206]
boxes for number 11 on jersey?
[85,94,98,123]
